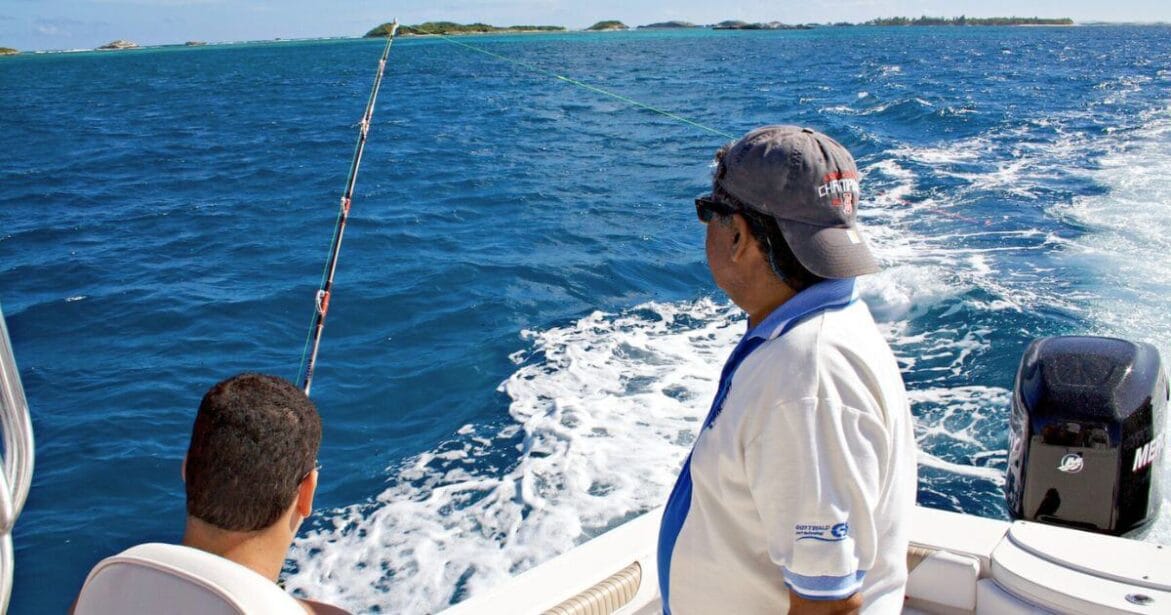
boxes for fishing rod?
[297,23,743,395]
[299,19,399,396]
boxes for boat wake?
[286,299,737,612]
[286,79,1171,612]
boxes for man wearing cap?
[657,126,917,614]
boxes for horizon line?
[5,17,1171,55]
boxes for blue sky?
[2,1,1169,51]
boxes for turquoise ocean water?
[2,25,1171,613]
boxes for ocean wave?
[1046,103,1171,544]
[286,299,738,612]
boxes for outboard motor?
[1006,336,1167,535]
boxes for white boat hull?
[442,506,1171,614]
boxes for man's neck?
[743,281,798,329]
[182,516,292,582]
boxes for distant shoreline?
[366,17,1078,39]
[9,18,1171,56]
[863,16,1073,26]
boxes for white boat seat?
[74,542,306,615]
[906,547,980,612]
[990,521,1171,613]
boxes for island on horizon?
[4,15,1090,55]
[713,20,813,30]
[366,21,564,37]
[366,16,1075,39]
[98,39,139,50]
[637,21,698,29]
[864,16,1073,26]
[586,20,628,31]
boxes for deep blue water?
[3,26,1171,613]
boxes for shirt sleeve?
[743,396,892,601]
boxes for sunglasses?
[695,196,739,223]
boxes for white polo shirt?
[658,279,917,614]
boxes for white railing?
[0,303,35,613]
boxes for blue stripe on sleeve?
[782,569,866,600]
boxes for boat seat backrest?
[905,548,980,612]
[74,542,305,615]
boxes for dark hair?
[711,145,826,292]
[185,373,322,532]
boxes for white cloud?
[32,16,108,39]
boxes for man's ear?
[730,214,755,262]
[295,470,317,518]
[181,453,187,483]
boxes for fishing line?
[294,24,724,395]
[429,32,737,140]
[297,21,399,396]
[433,34,992,230]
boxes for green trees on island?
[362,15,1075,39]
[365,22,564,37]
[637,21,698,29]
[0,47,18,56]
[865,16,1073,26]
[586,21,628,31]
[713,21,813,30]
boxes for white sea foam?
[919,451,1005,485]
[909,385,1010,453]
[286,299,742,612]
[855,153,1062,324]
[858,264,963,324]
[887,126,1090,201]
[819,104,858,115]
[887,137,985,165]
[1049,105,1171,544]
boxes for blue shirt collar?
[745,278,858,342]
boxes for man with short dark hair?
[181,373,344,614]
[658,126,917,614]
[74,373,343,614]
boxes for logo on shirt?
[795,522,849,542]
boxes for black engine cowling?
[1006,336,1167,535]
